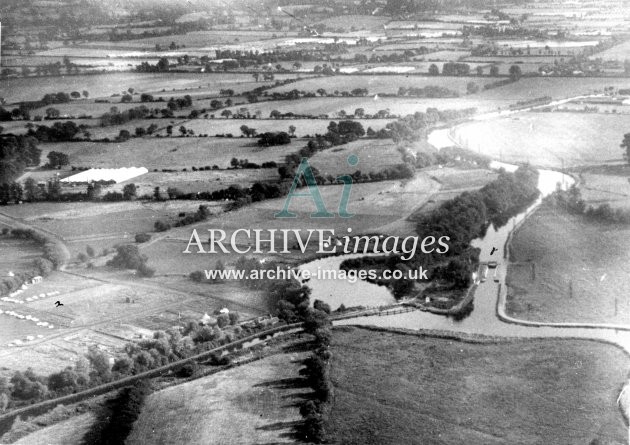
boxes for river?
[301,115,630,354]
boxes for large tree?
[123,183,137,200]
[509,64,522,81]
[47,151,69,168]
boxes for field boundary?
[337,325,630,359]
[496,283,630,332]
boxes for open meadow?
[307,138,409,177]
[0,237,42,276]
[473,77,630,102]
[592,40,630,61]
[507,203,630,324]
[226,96,503,117]
[127,351,309,445]
[1,201,224,255]
[579,165,630,208]
[141,172,441,274]
[115,169,279,197]
[452,112,628,168]
[1,72,301,104]
[44,137,296,170]
[56,29,300,52]
[325,327,629,445]
[12,413,95,445]
[154,118,395,138]
[3,0,630,441]
[269,74,496,96]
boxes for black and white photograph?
[1,0,630,443]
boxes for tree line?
[342,166,540,299]
[0,228,65,298]
[0,135,41,184]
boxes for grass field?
[13,413,95,445]
[427,166,498,191]
[474,77,630,102]
[127,352,309,445]
[307,138,407,177]
[71,29,298,50]
[1,200,223,254]
[507,204,630,324]
[268,74,494,96]
[151,118,394,138]
[141,171,440,274]
[29,101,169,118]
[0,237,42,276]
[593,40,630,61]
[1,72,300,103]
[3,200,216,236]
[226,96,502,118]
[118,169,279,197]
[316,15,388,30]
[325,326,629,445]
[453,113,628,168]
[580,165,630,208]
[44,137,297,170]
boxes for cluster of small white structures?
[2,288,59,304]
[26,290,61,303]
[1,310,55,346]
[1,296,24,304]
[0,310,54,328]
[6,335,45,347]
[1,275,57,346]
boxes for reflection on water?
[301,163,575,334]
[299,254,396,310]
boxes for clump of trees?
[136,57,170,72]
[397,86,459,98]
[174,204,211,227]
[419,166,539,255]
[99,105,151,126]
[257,131,291,147]
[0,228,65,298]
[27,121,84,142]
[0,134,41,183]
[106,244,155,277]
[0,183,24,205]
[442,62,471,76]
[384,107,477,144]
[135,233,151,243]
[46,151,69,168]
[341,166,540,299]
[546,185,630,224]
[229,158,277,169]
[166,95,193,111]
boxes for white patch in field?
[61,167,149,184]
